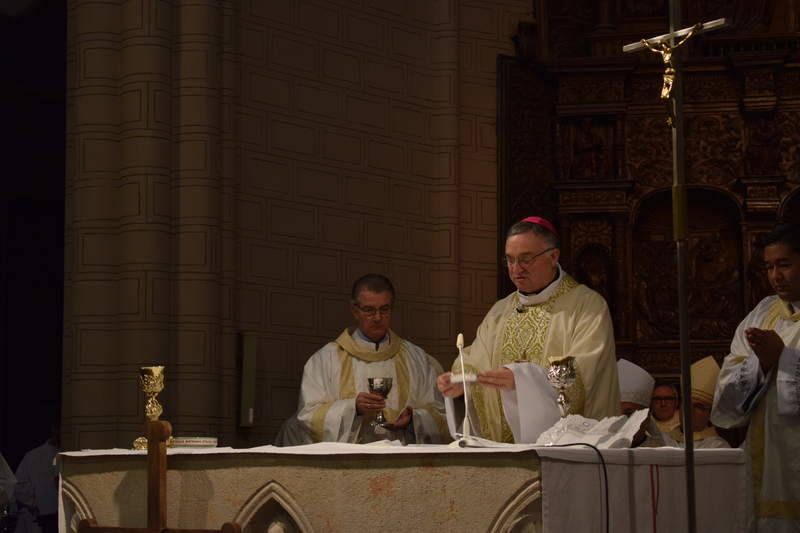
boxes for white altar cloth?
[59,444,749,533]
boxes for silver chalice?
[368,377,393,427]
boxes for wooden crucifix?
[624,7,729,533]
[78,421,241,533]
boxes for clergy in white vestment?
[618,358,655,416]
[650,383,681,433]
[438,217,620,443]
[14,427,60,533]
[275,274,450,446]
[665,356,729,450]
[712,223,800,532]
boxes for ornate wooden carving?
[498,7,800,373]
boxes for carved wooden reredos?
[498,1,800,374]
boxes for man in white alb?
[275,274,449,445]
[437,216,620,443]
[712,223,800,532]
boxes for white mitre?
[617,358,655,408]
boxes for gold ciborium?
[132,366,167,450]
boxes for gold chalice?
[368,377,393,427]
[132,366,168,450]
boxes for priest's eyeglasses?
[354,304,392,317]
[503,248,555,268]
[652,396,677,404]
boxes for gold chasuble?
[454,271,619,443]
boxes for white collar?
[353,329,390,351]
[516,264,564,306]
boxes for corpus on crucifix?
[624,10,729,533]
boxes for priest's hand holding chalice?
[355,377,413,432]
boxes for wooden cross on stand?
[78,421,241,533]
[623,6,729,533]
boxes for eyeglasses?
[354,304,392,317]
[503,247,555,268]
[652,396,677,404]
[692,402,711,412]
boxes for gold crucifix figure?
[640,23,700,125]
[623,17,728,127]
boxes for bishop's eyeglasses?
[353,304,392,317]
[503,247,555,268]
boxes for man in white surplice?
[275,274,449,446]
[711,223,800,532]
[438,216,620,443]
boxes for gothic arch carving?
[489,479,542,533]
[60,479,96,533]
[233,480,314,533]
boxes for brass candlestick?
[132,366,170,450]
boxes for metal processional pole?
[623,6,729,533]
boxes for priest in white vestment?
[711,223,800,532]
[438,217,620,443]
[275,274,449,446]
[665,356,729,449]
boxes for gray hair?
[506,221,560,249]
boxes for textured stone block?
[365,60,404,93]
[409,71,451,103]
[81,47,118,81]
[408,227,452,258]
[239,112,267,148]
[250,73,290,107]
[296,166,340,201]
[365,220,405,251]
[460,233,495,264]
[237,287,264,324]
[322,48,360,84]
[391,183,426,216]
[460,157,495,187]
[411,148,451,179]
[461,81,496,111]
[250,245,291,281]
[367,140,405,170]
[320,212,361,246]
[345,14,386,50]
[73,278,140,316]
[298,1,339,37]
[296,251,341,286]
[268,203,316,239]
[430,113,458,140]
[346,95,386,129]
[391,106,426,138]
[344,175,387,208]
[321,130,362,164]
[392,27,427,60]
[296,84,340,118]
[271,120,316,154]
[460,3,497,35]
[82,138,119,172]
[244,154,291,194]
[269,291,315,329]
[270,35,316,72]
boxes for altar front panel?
[59,445,542,533]
[59,444,750,533]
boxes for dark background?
[0,0,66,470]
